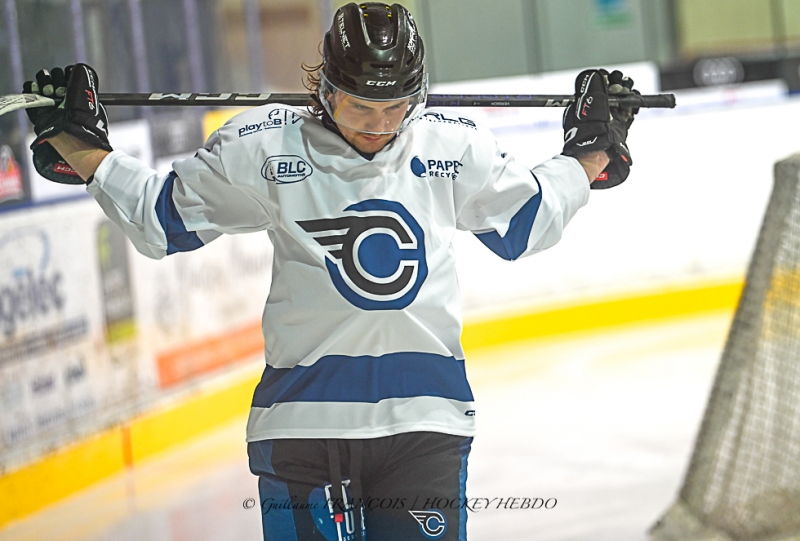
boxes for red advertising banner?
[0,145,25,205]
[156,322,264,388]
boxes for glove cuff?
[30,141,86,184]
[590,151,631,190]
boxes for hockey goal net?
[650,155,800,541]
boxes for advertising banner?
[0,145,28,209]
[25,119,153,205]
[0,202,134,454]
[0,197,274,466]
[129,230,273,388]
[595,0,633,26]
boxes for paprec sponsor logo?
[411,157,462,180]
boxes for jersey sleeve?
[87,129,272,260]
[453,127,590,261]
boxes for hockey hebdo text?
[243,496,558,514]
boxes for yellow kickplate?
[462,279,743,353]
[128,372,260,464]
[0,429,125,528]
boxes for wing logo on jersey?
[408,510,447,539]
[297,199,428,310]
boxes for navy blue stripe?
[155,172,204,255]
[248,440,276,475]
[252,352,474,408]
[474,174,543,261]
[458,437,472,541]
[248,441,298,540]
[258,475,299,540]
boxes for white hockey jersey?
[87,105,590,441]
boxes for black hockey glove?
[562,69,638,189]
[22,64,112,184]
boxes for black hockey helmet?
[322,2,426,100]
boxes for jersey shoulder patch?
[420,110,479,131]
[224,104,306,140]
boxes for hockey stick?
[0,94,58,116]
[0,92,676,118]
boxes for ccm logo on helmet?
[366,80,397,87]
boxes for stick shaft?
[97,92,676,109]
[0,91,676,119]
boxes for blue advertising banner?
[595,0,632,26]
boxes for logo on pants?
[297,200,428,310]
[308,479,365,541]
[409,510,447,539]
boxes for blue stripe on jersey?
[251,352,474,408]
[474,174,543,261]
[155,172,204,255]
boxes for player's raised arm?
[21,64,272,260]
[453,68,639,261]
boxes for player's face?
[331,93,410,153]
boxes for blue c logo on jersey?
[297,200,428,310]
[409,510,447,539]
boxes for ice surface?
[0,312,731,541]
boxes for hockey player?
[23,3,637,540]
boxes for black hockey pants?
[248,432,472,541]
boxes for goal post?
[649,155,800,541]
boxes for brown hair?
[302,58,325,118]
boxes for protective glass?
[318,72,428,135]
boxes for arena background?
[1,0,799,537]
